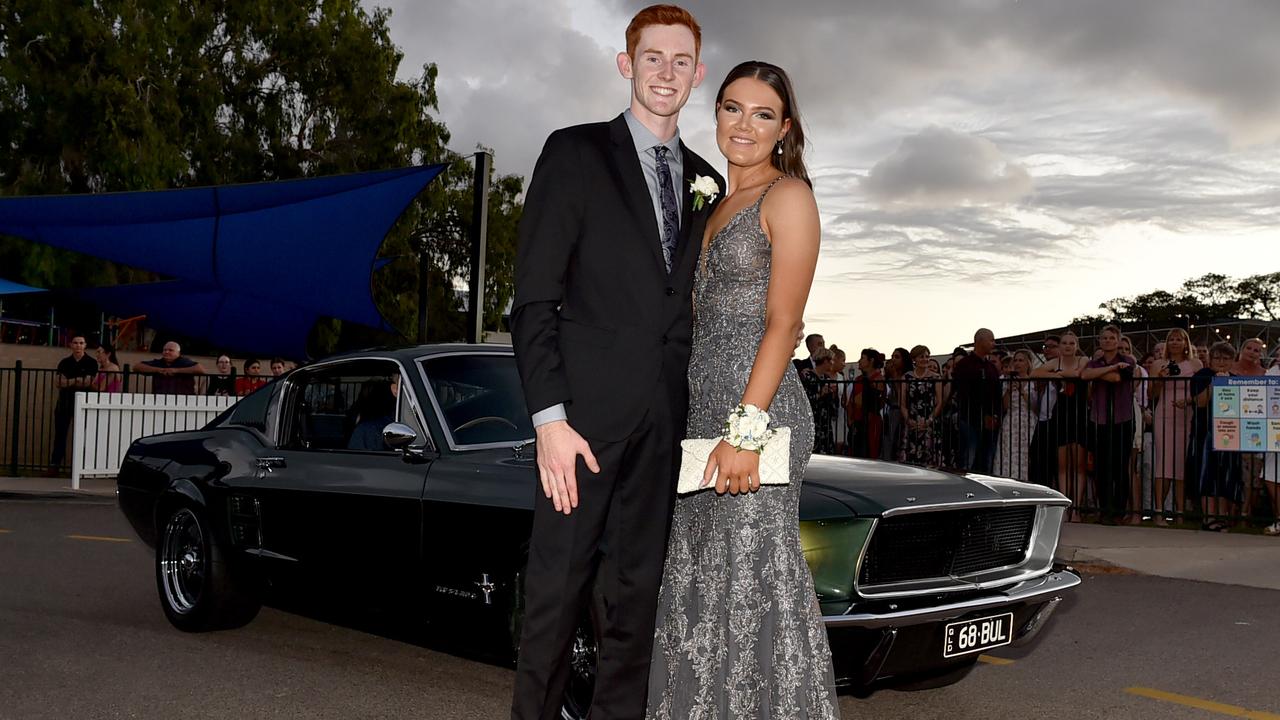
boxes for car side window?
[281,359,406,452]
[224,381,273,431]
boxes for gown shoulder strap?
[754,175,789,208]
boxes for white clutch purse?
[677,427,791,495]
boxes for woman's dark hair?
[243,358,260,374]
[890,347,910,376]
[715,61,811,187]
[99,341,118,365]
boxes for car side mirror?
[382,422,418,449]
[383,422,430,463]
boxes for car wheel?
[507,569,597,720]
[560,617,597,720]
[156,503,260,632]
[891,657,978,691]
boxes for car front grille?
[858,505,1037,587]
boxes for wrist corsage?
[724,403,775,453]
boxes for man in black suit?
[509,5,724,719]
[792,332,825,374]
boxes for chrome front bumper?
[822,569,1080,629]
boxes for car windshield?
[419,354,534,447]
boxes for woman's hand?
[703,440,762,495]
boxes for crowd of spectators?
[50,337,292,399]
[796,328,1280,534]
[44,336,294,469]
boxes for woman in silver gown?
[647,61,840,719]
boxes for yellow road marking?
[977,655,1015,666]
[67,534,131,543]
[1126,687,1280,719]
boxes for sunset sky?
[382,0,1280,353]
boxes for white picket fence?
[71,392,240,489]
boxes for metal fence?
[0,363,258,475]
[4,361,1277,530]
[816,375,1278,528]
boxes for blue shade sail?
[0,164,446,357]
[0,278,47,295]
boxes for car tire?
[156,503,261,632]
[892,657,978,691]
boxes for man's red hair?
[625,5,702,59]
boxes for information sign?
[1211,376,1280,452]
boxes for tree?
[372,151,523,346]
[0,0,521,354]
[1235,272,1280,321]
[1076,271,1280,326]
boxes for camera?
[1166,361,1181,376]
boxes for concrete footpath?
[1057,522,1280,591]
[0,476,116,498]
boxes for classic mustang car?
[117,344,1078,715]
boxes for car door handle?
[256,457,287,472]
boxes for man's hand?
[534,420,599,515]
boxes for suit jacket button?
[661,335,668,345]
[665,286,675,296]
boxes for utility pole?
[417,247,429,344]
[466,151,492,344]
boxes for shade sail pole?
[466,151,491,344]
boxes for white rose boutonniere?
[690,175,720,211]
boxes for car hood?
[800,455,1066,518]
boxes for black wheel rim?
[561,621,597,720]
[160,508,205,614]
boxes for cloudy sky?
[381,0,1280,353]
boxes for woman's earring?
[775,140,784,155]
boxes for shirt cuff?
[531,403,568,428]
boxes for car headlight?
[800,517,874,612]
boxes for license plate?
[942,612,1013,658]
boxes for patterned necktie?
[653,145,679,273]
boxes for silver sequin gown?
[647,180,840,719]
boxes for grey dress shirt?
[530,110,685,428]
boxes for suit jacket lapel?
[673,143,709,278]
[607,115,666,274]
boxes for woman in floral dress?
[900,345,943,467]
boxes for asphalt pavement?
[1,489,1278,719]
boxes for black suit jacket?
[512,114,724,442]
